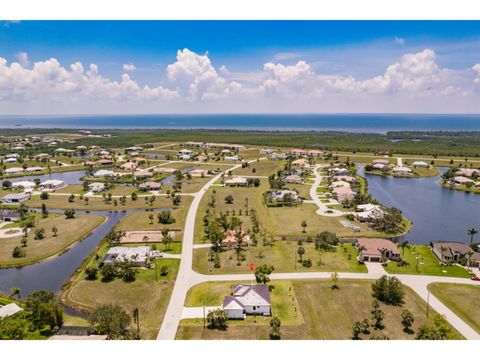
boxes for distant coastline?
[1,114,480,133]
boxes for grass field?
[194,182,387,245]
[25,193,184,210]
[61,242,180,340]
[428,283,480,334]
[192,242,366,274]
[176,279,462,340]
[384,245,471,278]
[0,214,105,267]
[232,160,285,176]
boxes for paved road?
[157,158,480,340]
[309,165,343,217]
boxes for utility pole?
[426,291,430,318]
[203,298,206,329]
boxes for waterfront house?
[2,193,30,204]
[93,169,115,178]
[139,181,162,191]
[372,163,388,170]
[133,170,153,179]
[333,175,357,183]
[0,303,23,319]
[26,166,44,173]
[412,161,430,168]
[455,168,478,178]
[332,186,356,204]
[330,167,350,176]
[372,159,390,165]
[356,204,384,221]
[40,179,65,190]
[454,176,474,186]
[356,238,400,262]
[392,166,413,175]
[0,209,21,222]
[11,181,36,191]
[431,242,480,265]
[5,167,24,175]
[102,246,150,267]
[222,284,271,319]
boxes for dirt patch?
[121,230,176,243]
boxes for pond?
[358,164,480,245]
[0,210,127,296]
[5,170,87,185]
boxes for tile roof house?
[454,176,474,185]
[221,230,251,247]
[455,168,478,178]
[139,181,162,191]
[431,242,480,265]
[284,174,303,184]
[356,238,400,262]
[332,186,356,204]
[222,284,271,319]
[224,176,248,187]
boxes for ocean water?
[1,114,480,133]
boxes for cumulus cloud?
[0,57,177,103]
[122,63,136,72]
[473,64,480,84]
[0,47,479,113]
[15,52,29,67]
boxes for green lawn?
[176,279,463,340]
[428,283,480,334]
[384,245,471,278]
[192,242,366,274]
[0,214,105,268]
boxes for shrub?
[371,275,405,305]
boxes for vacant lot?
[0,214,104,267]
[26,193,183,210]
[385,245,471,278]
[232,160,284,177]
[428,283,480,333]
[193,242,366,274]
[176,279,462,340]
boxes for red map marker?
[249,263,254,271]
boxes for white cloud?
[395,36,405,45]
[122,63,136,72]
[15,52,29,68]
[0,47,479,114]
[473,64,480,84]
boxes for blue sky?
[0,21,480,114]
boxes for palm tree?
[400,240,410,257]
[297,246,305,262]
[143,235,149,246]
[52,226,58,237]
[301,220,307,233]
[467,250,474,271]
[468,228,478,246]
[10,287,20,300]
[357,245,366,262]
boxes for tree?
[41,203,48,218]
[401,309,415,334]
[269,317,281,339]
[68,194,75,203]
[89,304,132,339]
[330,272,339,289]
[100,264,116,281]
[172,194,181,206]
[85,267,98,280]
[143,235,149,246]
[301,220,307,233]
[206,309,228,330]
[352,321,362,340]
[50,226,58,237]
[20,237,28,247]
[160,266,169,276]
[225,194,234,204]
[10,288,21,299]
[34,228,45,240]
[118,259,136,282]
[371,275,405,305]
[297,246,305,262]
[0,314,30,340]
[157,210,175,224]
[106,229,126,245]
[131,192,138,201]
[132,307,140,339]
[400,240,410,256]
[64,209,75,219]
[161,229,172,251]
[468,227,478,245]
[370,300,385,330]
[12,246,25,258]
[314,231,339,252]
[254,264,274,284]
[416,314,452,340]
[148,214,154,224]
[24,290,63,331]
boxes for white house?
[26,166,44,173]
[40,179,65,190]
[11,181,36,191]
[372,159,390,165]
[102,246,150,267]
[93,169,115,178]
[5,157,17,163]
[260,148,274,154]
[330,167,349,176]
[2,193,30,204]
[392,166,413,175]
[0,303,23,319]
[356,204,384,221]
[412,161,429,168]
[89,182,106,193]
[224,155,240,161]
[0,209,21,222]
[5,167,24,175]
[222,284,271,319]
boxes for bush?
[85,267,98,280]
[207,309,228,330]
[100,264,116,281]
[40,192,49,200]
[34,228,45,240]
[302,259,312,268]
[371,275,405,305]
[12,246,25,258]
[160,266,169,276]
